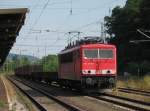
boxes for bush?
[125,61,150,76]
[117,75,150,91]
[143,75,150,89]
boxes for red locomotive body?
[58,43,117,90]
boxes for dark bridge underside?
[0,8,28,67]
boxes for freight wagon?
[15,65,43,78]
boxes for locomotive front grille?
[82,76,116,88]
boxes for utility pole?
[44,43,47,71]
[101,22,107,44]
[70,0,73,15]
[109,7,111,16]
[19,49,27,67]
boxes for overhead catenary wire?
[67,0,124,16]
[14,44,64,47]
[137,29,150,39]
[29,0,50,31]
[25,0,124,33]
[10,0,126,57]
[23,0,123,35]
[23,0,41,28]
[28,0,80,30]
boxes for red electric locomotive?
[58,37,117,91]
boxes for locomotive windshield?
[84,49,113,59]
[99,49,113,59]
[84,49,98,59]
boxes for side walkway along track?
[0,76,8,111]
[7,76,85,111]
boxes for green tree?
[140,0,150,30]
[38,55,58,72]
[105,0,141,43]
[0,55,31,72]
[20,57,30,66]
[104,0,150,74]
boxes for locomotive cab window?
[83,49,114,59]
[99,49,113,59]
[84,49,98,59]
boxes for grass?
[117,75,150,91]
[0,100,5,108]
[0,71,14,76]
[111,75,150,102]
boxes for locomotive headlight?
[101,70,116,74]
[107,70,111,74]
[102,70,112,74]
[88,70,91,74]
[82,70,96,74]
[82,70,87,74]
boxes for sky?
[0,0,127,58]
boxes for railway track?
[38,81,150,111]
[50,82,150,111]
[10,76,130,111]
[9,76,150,111]
[90,93,150,111]
[118,87,150,97]
[7,77,84,111]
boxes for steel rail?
[8,76,84,111]
[10,76,150,111]
[90,93,150,111]
[7,77,47,111]
[118,87,150,97]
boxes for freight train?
[15,37,117,92]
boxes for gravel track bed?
[12,76,130,111]
[8,77,70,111]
